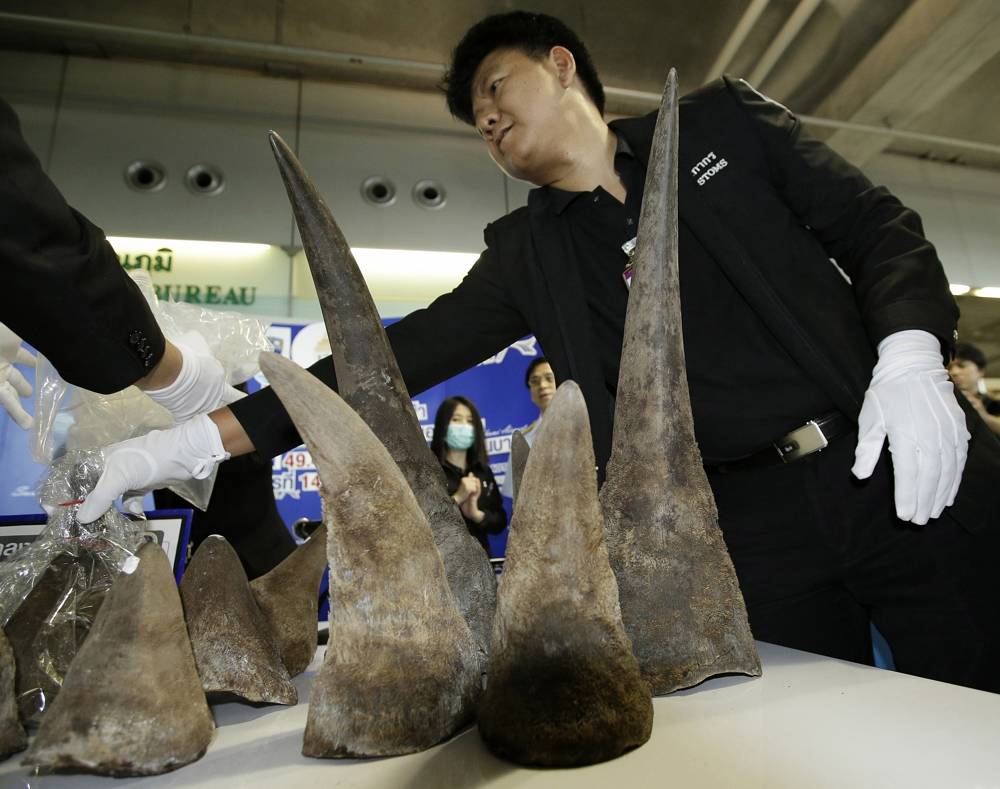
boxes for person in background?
[500,356,556,498]
[521,356,556,446]
[430,396,506,555]
[948,342,1000,437]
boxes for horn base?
[303,631,480,758]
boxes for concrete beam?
[817,0,1000,164]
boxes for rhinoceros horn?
[479,381,653,766]
[508,429,530,506]
[250,524,327,677]
[180,535,297,705]
[599,69,761,693]
[22,543,213,776]
[259,351,480,758]
[0,628,26,760]
[267,131,495,665]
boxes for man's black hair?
[524,356,551,387]
[955,342,988,370]
[442,11,605,126]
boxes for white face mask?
[446,423,476,451]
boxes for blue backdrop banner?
[254,319,543,557]
[0,322,543,558]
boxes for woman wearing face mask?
[430,395,507,555]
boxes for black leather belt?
[705,412,854,474]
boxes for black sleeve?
[230,242,528,458]
[471,466,507,536]
[724,77,958,353]
[0,98,165,392]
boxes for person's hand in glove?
[0,322,36,430]
[852,329,970,525]
[76,413,230,524]
[141,332,244,423]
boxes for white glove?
[0,322,35,430]
[77,413,230,524]
[145,332,244,423]
[852,329,970,525]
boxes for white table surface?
[3,642,999,789]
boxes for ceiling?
[1,0,999,363]
[1,0,1000,170]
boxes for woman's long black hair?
[430,395,490,469]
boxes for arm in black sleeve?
[0,98,165,392]
[230,242,528,459]
[725,77,958,353]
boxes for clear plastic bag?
[29,271,271,510]
[0,450,144,725]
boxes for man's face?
[471,47,571,184]
[948,358,983,394]
[527,362,556,413]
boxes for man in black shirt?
[80,12,1000,692]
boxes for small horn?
[508,429,530,507]
[180,536,297,705]
[23,544,213,776]
[0,629,26,760]
[251,524,328,677]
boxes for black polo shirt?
[537,134,834,463]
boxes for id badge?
[622,236,637,289]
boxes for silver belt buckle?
[775,420,828,462]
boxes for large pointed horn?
[479,381,652,766]
[180,536,297,705]
[268,132,495,662]
[250,524,327,677]
[23,543,214,776]
[260,352,480,757]
[599,69,760,693]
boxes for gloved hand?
[0,322,36,430]
[852,329,970,525]
[77,413,230,524]
[144,332,244,423]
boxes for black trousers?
[708,431,999,693]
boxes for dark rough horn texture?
[180,535,297,705]
[480,381,653,766]
[22,544,213,776]
[508,429,530,506]
[0,628,27,760]
[268,131,495,667]
[260,352,480,758]
[250,524,327,677]
[599,70,760,694]
[6,551,114,725]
